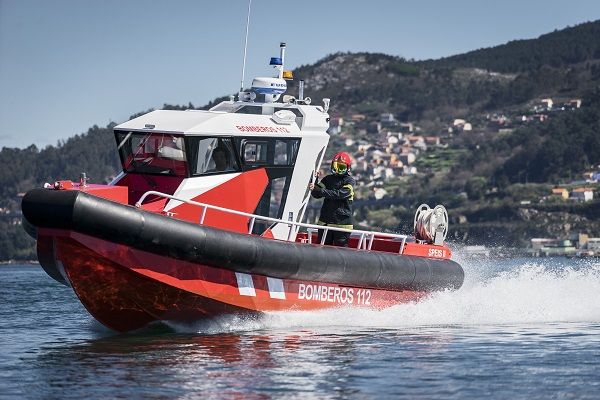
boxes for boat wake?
[168,258,600,334]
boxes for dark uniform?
[310,173,355,246]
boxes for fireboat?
[21,43,464,332]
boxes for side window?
[242,141,269,165]
[232,137,302,232]
[274,139,300,166]
[187,137,240,175]
[239,138,300,167]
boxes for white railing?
[136,190,408,254]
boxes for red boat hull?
[43,229,427,332]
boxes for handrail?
[136,190,408,253]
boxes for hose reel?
[413,204,448,245]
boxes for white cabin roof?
[115,101,329,137]
[116,109,219,133]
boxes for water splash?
[170,258,600,334]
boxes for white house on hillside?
[571,188,594,202]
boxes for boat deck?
[136,190,451,260]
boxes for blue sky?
[1,0,600,149]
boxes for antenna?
[240,0,252,92]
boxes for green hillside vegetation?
[422,21,600,72]
[494,89,600,184]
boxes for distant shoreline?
[0,260,39,266]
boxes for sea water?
[1,256,599,399]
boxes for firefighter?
[206,146,233,173]
[309,152,355,247]
[211,147,230,172]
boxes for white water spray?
[169,259,600,334]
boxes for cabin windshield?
[115,131,188,176]
[186,137,241,175]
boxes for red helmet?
[331,152,352,174]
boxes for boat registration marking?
[428,248,447,258]
[298,284,371,305]
[236,125,290,133]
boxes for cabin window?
[268,176,288,217]
[274,139,300,165]
[242,141,269,164]
[186,137,240,176]
[115,131,188,176]
[232,137,301,233]
[239,138,300,167]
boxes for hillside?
[289,20,600,123]
[421,20,600,72]
[2,20,600,260]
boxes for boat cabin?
[112,46,331,240]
